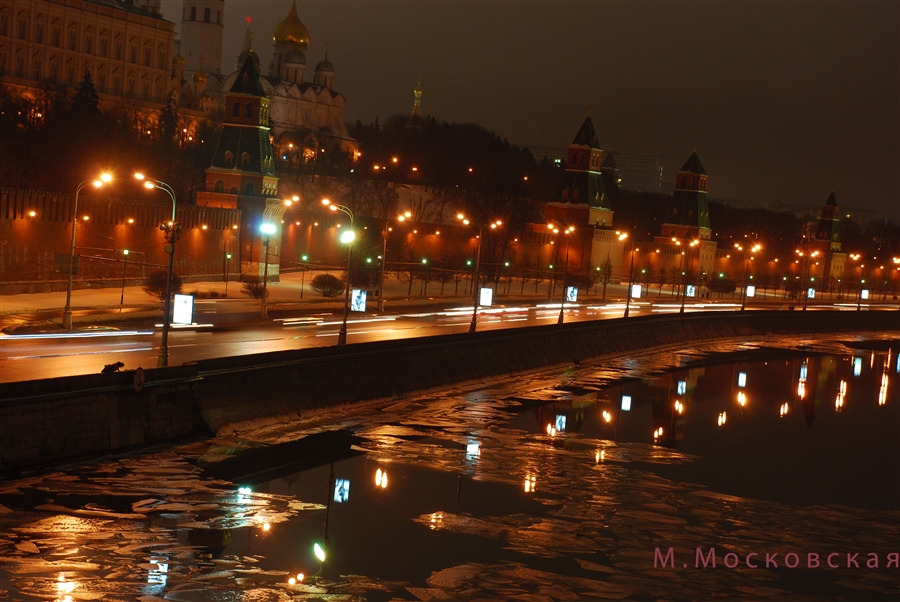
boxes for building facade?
[0,0,175,105]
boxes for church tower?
[313,48,335,89]
[661,151,711,240]
[544,115,613,228]
[411,80,423,117]
[204,50,278,199]
[810,191,846,290]
[180,0,224,78]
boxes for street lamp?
[119,249,129,309]
[323,199,354,345]
[63,172,112,330]
[135,173,179,368]
[737,243,762,311]
[681,239,700,314]
[547,222,575,325]
[624,243,638,318]
[378,211,411,311]
[458,213,502,333]
[259,222,277,319]
[803,250,819,311]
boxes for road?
[0,297,891,383]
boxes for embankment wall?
[0,310,894,476]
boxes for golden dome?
[273,0,309,50]
[173,53,186,64]
[193,68,207,82]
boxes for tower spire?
[411,79,423,118]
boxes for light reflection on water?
[0,342,896,601]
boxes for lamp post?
[119,249,129,309]
[681,239,700,314]
[378,211,411,312]
[63,173,111,330]
[803,251,820,311]
[259,222,276,319]
[624,244,637,318]
[224,252,232,297]
[323,199,354,345]
[738,243,762,311]
[135,173,179,368]
[547,223,575,324]
[458,213,502,333]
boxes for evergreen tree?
[69,70,102,126]
[158,89,179,145]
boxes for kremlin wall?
[1,1,894,299]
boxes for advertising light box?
[351,289,367,312]
[631,284,642,299]
[566,286,578,302]
[479,287,493,307]
[172,294,193,325]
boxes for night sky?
[160,1,899,220]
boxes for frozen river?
[0,334,897,601]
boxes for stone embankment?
[0,311,894,476]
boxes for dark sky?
[161,1,899,220]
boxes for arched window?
[232,102,240,116]
[244,182,254,196]
[224,151,233,164]
[214,180,224,192]
[245,103,252,117]
[203,7,210,22]
[229,186,238,194]
[241,152,250,165]
[190,6,196,20]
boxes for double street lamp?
[63,172,112,330]
[547,222,575,325]
[680,239,700,314]
[458,213,502,333]
[323,199,355,345]
[135,173,179,368]
[378,211,412,312]
[738,243,762,311]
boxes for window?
[130,45,137,63]
[216,10,221,24]
[0,14,8,36]
[113,75,120,93]
[15,56,24,77]
[36,23,43,44]
[32,59,41,80]
[100,37,108,57]
[241,152,250,165]
[215,180,224,192]
[50,62,59,82]
[232,102,240,116]
[66,65,75,83]
[229,186,238,194]
[203,7,210,22]
[244,183,254,196]
[98,71,106,91]
[127,78,135,97]
[17,19,26,40]
[52,27,60,47]
[115,41,123,60]
[157,49,165,69]
[224,151,234,164]
[245,103,252,117]
[69,29,77,50]
[190,6,196,20]
[85,35,92,54]
[143,47,151,67]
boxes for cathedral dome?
[285,47,306,65]
[173,53,186,64]
[315,57,334,73]
[193,68,207,83]
[273,0,310,50]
